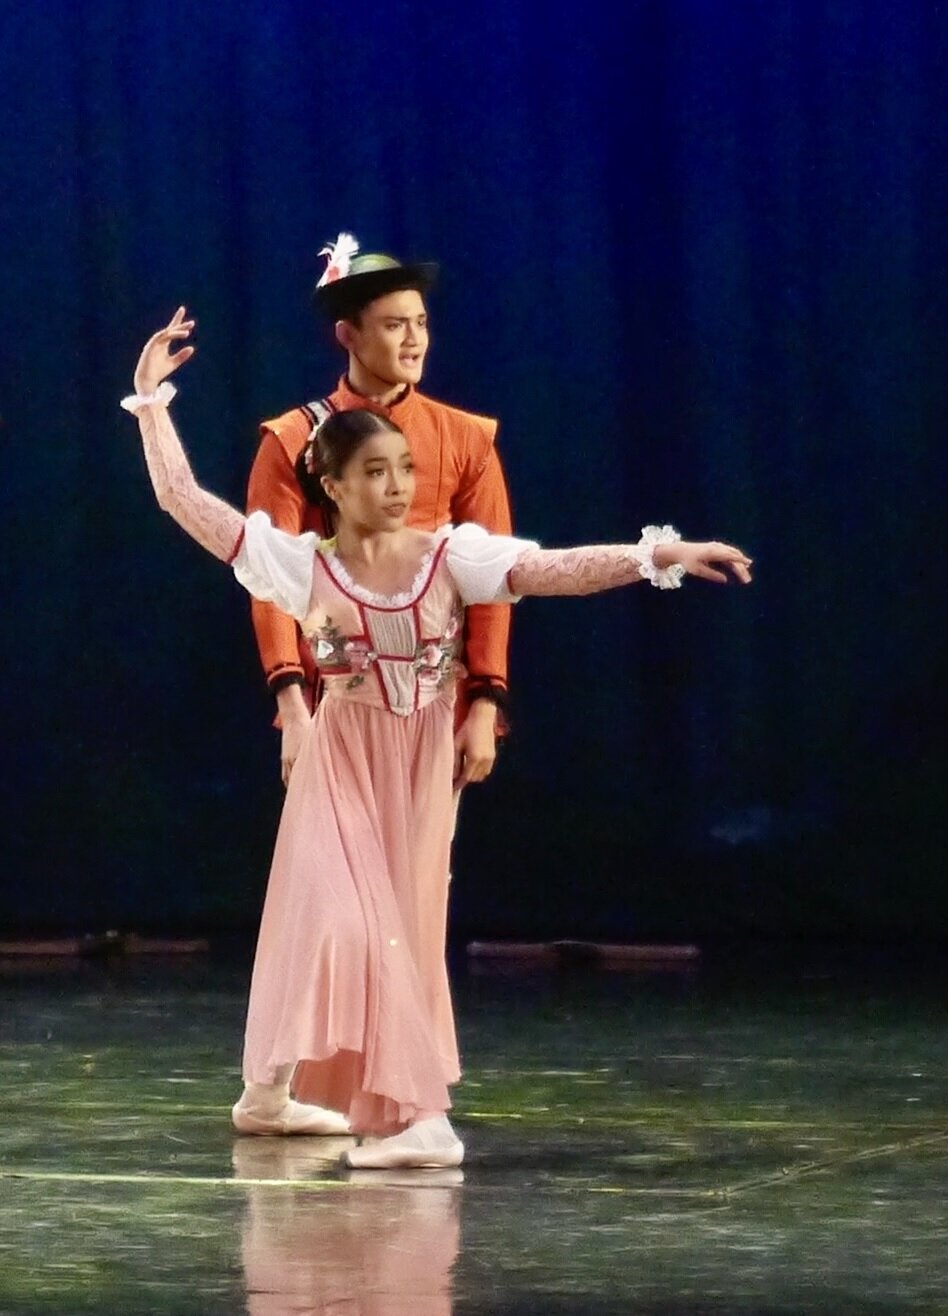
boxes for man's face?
[340,289,430,387]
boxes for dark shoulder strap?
[299,397,336,437]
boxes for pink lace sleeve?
[508,545,646,596]
[508,531,685,596]
[122,385,245,563]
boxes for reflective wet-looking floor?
[1,948,947,1314]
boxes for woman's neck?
[333,522,410,567]
[331,521,431,596]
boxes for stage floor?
[1,947,947,1314]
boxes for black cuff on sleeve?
[268,671,306,696]
[465,679,511,721]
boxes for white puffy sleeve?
[443,523,540,605]
[231,510,318,621]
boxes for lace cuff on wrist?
[637,525,686,590]
[120,382,178,414]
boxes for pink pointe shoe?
[344,1116,464,1169]
[232,1095,351,1137]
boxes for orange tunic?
[246,376,513,711]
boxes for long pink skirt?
[241,689,460,1135]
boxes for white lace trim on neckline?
[322,529,448,608]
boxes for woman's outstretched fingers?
[170,343,196,368]
[724,543,753,584]
[133,307,198,396]
[674,541,753,583]
[170,305,193,329]
[708,542,753,585]
[694,561,730,584]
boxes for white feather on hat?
[316,232,360,287]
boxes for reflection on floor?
[1,947,948,1313]
[239,1141,460,1316]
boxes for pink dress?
[123,389,680,1136]
[233,519,534,1135]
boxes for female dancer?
[123,308,752,1169]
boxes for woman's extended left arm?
[507,535,753,596]
[444,523,752,605]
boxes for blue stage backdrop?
[0,1,944,940]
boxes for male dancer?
[247,234,513,791]
[239,236,513,1133]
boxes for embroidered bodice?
[303,539,466,717]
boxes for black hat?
[312,233,438,320]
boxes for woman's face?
[323,430,416,533]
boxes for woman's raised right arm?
[122,383,245,563]
[122,309,316,623]
[121,306,245,563]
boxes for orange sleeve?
[451,425,514,701]
[246,428,311,690]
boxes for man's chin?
[391,362,425,385]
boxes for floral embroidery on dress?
[310,619,377,690]
[413,608,463,690]
[342,639,377,690]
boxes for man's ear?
[335,319,354,352]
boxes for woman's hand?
[654,541,754,584]
[276,685,312,787]
[133,306,196,396]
